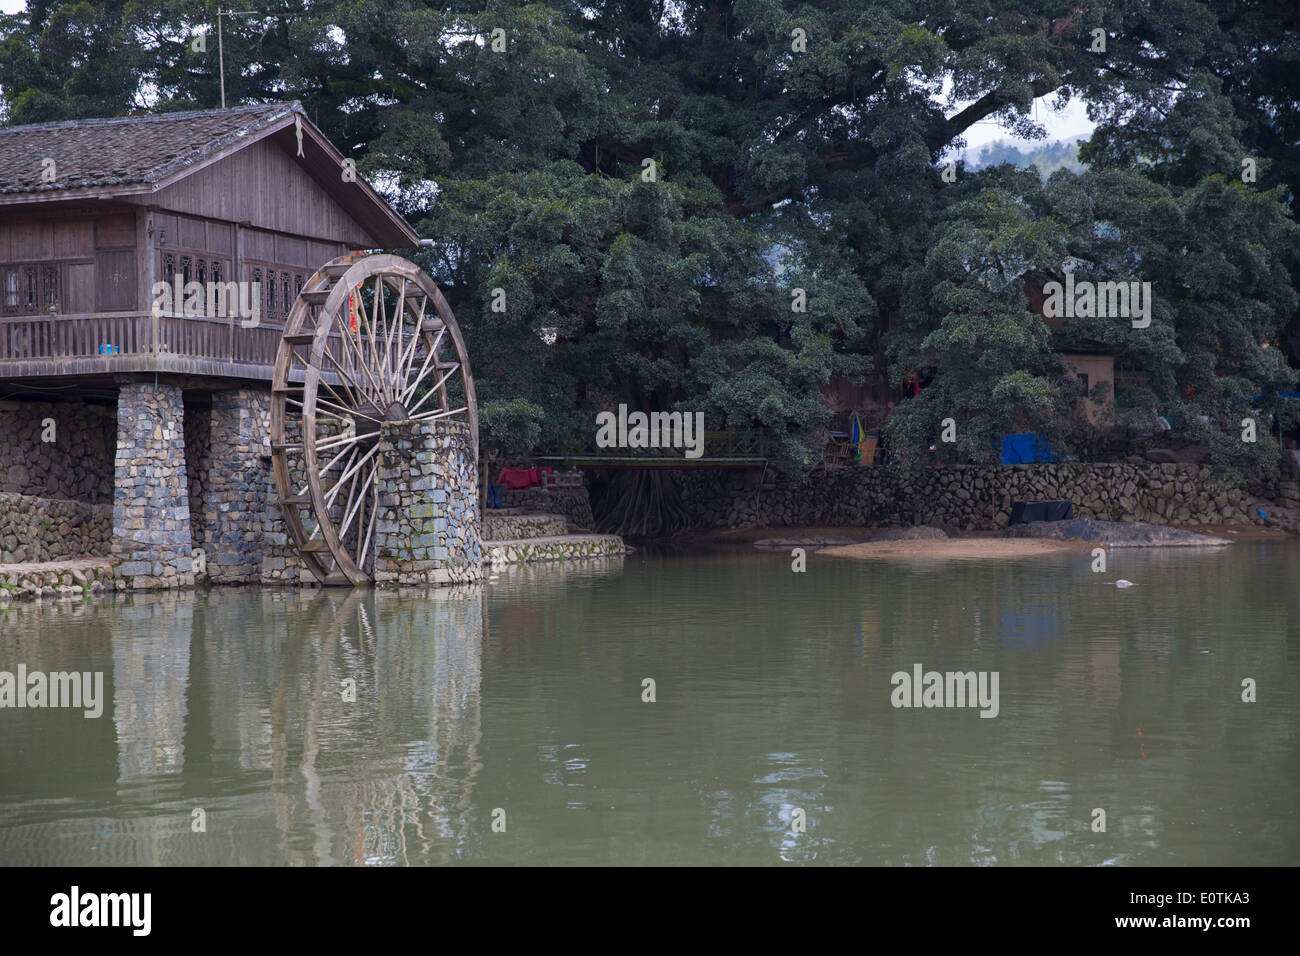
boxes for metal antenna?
[217,8,256,108]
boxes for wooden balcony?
[0,311,286,382]
[0,311,378,387]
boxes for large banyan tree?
[6,1,1298,531]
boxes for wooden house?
[0,103,432,587]
[0,102,417,385]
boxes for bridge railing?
[541,428,767,465]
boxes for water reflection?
[0,544,1297,865]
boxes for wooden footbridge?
[538,429,767,470]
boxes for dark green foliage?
[3,0,1297,484]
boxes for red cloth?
[496,466,552,490]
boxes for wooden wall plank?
[53,219,93,257]
[64,262,95,313]
[208,221,233,255]
[245,228,274,261]
[180,214,205,249]
[95,215,134,249]
[95,250,136,311]
[150,138,376,246]
[11,220,52,259]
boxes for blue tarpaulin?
[1001,433,1057,464]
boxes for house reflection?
[99,586,488,865]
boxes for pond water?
[1,542,1297,865]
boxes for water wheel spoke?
[358,480,379,574]
[355,281,386,403]
[400,333,446,406]
[326,293,385,402]
[299,444,359,501]
[286,394,380,427]
[330,461,364,535]
[410,405,468,422]
[326,330,385,405]
[336,461,378,544]
[319,379,370,422]
[381,276,405,402]
[396,299,428,385]
[323,444,379,508]
[407,364,460,418]
[372,276,391,403]
[313,429,368,454]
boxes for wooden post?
[231,223,245,361]
[136,207,155,314]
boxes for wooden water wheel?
[270,253,477,586]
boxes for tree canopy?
[3,0,1297,481]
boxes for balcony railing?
[0,312,397,385]
[0,311,290,366]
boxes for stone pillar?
[112,383,194,589]
[203,389,271,583]
[261,416,311,586]
[374,419,482,585]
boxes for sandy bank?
[820,537,1086,561]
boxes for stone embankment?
[482,510,626,569]
[497,479,596,530]
[0,558,115,604]
[681,462,1266,531]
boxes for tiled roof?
[0,103,300,195]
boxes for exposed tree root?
[591,469,689,539]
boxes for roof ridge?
[0,101,301,136]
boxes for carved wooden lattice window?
[246,264,308,325]
[181,256,193,287]
[40,265,57,311]
[163,253,176,286]
[1,262,61,316]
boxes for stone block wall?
[203,389,271,583]
[184,398,212,550]
[678,462,1256,531]
[374,419,482,585]
[482,512,568,540]
[0,493,112,562]
[111,383,195,589]
[261,417,311,585]
[497,484,596,530]
[0,398,115,501]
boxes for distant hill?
[968,138,1086,178]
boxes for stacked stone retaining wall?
[0,493,111,562]
[679,462,1257,530]
[0,398,115,501]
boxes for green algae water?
[1,543,1297,866]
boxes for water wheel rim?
[270,254,477,586]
